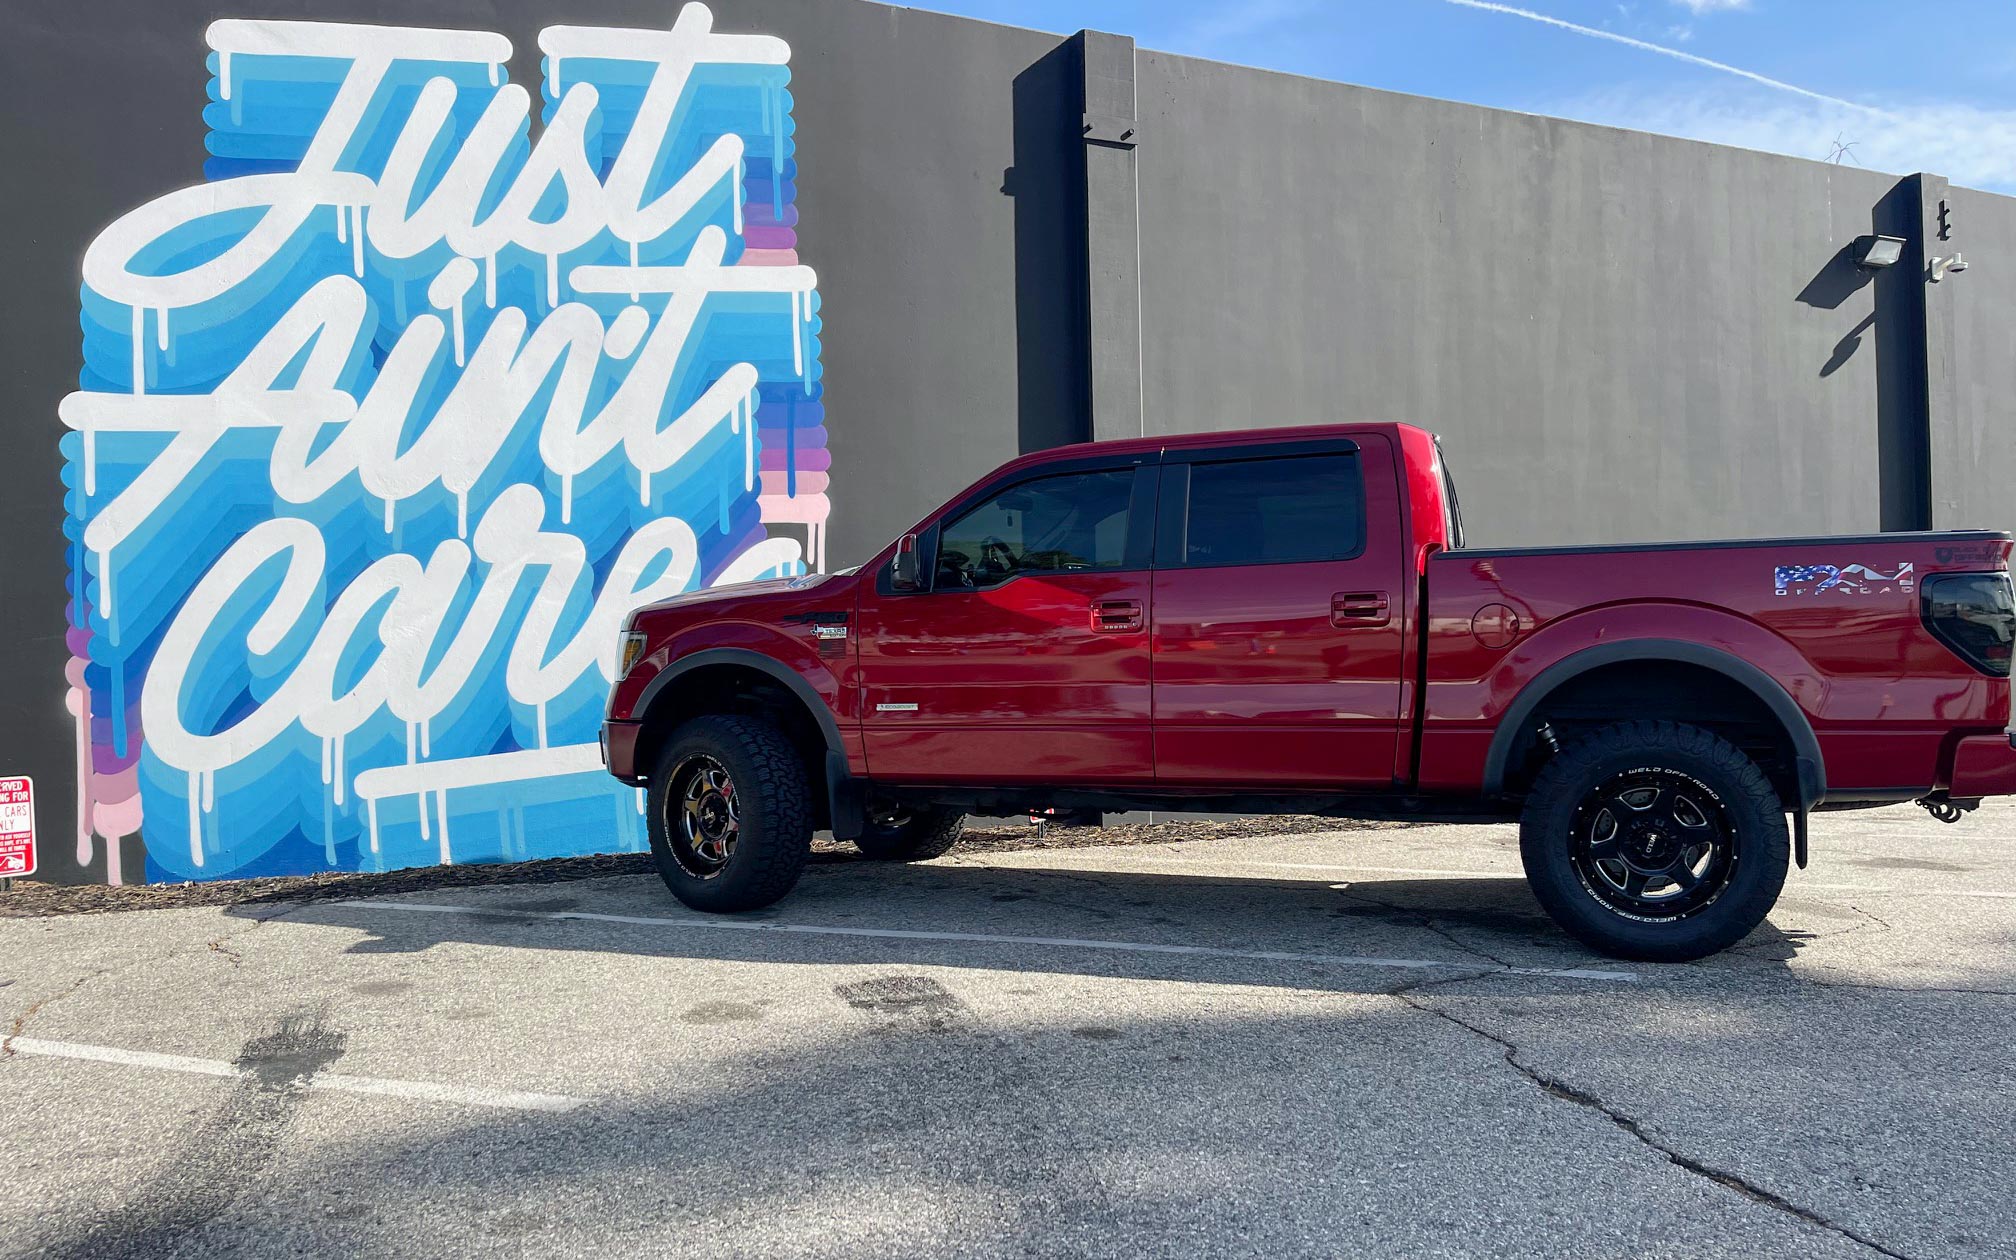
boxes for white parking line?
[1007,853,2016,901]
[1800,884,2016,900]
[1067,855,1513,880]
[345,900,1640,982]
[5,1037,588,1112]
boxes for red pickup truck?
[602,423,2016,960]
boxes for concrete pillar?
[1074,30,1144,441]
[1872,172,1955,532]
[1918,178,1966,529]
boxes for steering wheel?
[935,546,977,588]
[979,536,1017,580]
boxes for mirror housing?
[890,533,923,592]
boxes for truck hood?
[635,570,849,616]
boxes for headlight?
[618,630,649,679]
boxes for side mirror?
[890,533,923,592]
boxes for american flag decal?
[1774,562,1916,596]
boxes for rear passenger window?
[1178,453,1365,566]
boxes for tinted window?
[1180,453,1364,566]
[936,469,1134,589]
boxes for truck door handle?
[1091,599,1144,632]
[1331,592,1391,627]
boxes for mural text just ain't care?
[61,4,831,883]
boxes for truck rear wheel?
[1519,720,1789,962]
[647,716,812,913]
[854,807,965,861]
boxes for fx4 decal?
[1773,562,1916,596]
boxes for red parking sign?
[0,777,34,879]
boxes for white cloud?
[1441,0,2013,191]
[1441,0,1875,113]
[1545,89,2016,193]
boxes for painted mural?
[60,5,828,883]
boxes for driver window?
[935,468,1134,590]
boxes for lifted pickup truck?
[603,423,2016,960]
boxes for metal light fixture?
[1852,234,1907,269]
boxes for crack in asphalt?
[3,969,107,1055]
[1783,975,2016,999]
[1334,886,1540,977]
[1846,904,1896,932]
[1407,914,1519,971]
[1390,986,1916,1260]
[2,903,299,1057]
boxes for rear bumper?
[1948,733,2016,799]
[601,719,644,783]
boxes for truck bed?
[1417,529,2013,801]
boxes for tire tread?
[855,808,965,862]
[1520,719,1789,962]
[649,714,811,911]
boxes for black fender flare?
[635,648,863,837]
[1480,639,1826,809]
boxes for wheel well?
[1499,660,1802,806]
[635,664,834,829]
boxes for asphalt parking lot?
[3,803,2013,1260]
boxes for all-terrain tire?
[1520,720,1789,962]
[647,715,812,913]
[853,808,965,861]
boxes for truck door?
[1150,435,1407,788]
[853,458,1159,785]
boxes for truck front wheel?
[647,716,812,913]
[854,807,965,861]
[1519,720,1789,962]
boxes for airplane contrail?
[1438,0,1895,119]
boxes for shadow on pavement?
[35,948,1984,1260]
[226,861,1816,995]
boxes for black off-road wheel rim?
[1569,768,1737,922]
[669,754,740,880]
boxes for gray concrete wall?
[1134,50,1915,547]
[1940,186,2016,531]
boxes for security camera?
[1930,253,1970,282]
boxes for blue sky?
[875,0,2016,193]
